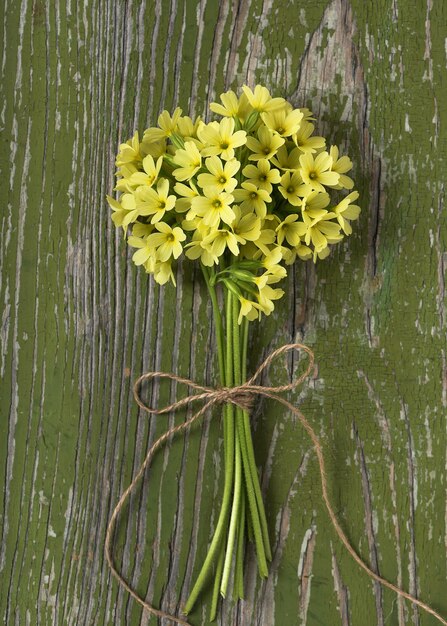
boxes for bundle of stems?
[183,264,271,618]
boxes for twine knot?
[213,385,254,412]
[105,343,447,626]
[131,343,315,422]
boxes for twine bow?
[105,343,447,626]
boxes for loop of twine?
[105,343,446,626]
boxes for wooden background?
[1,0,446,624]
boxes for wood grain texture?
[1,0,446,624]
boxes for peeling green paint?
[0,1,446,625]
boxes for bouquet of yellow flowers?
[106,84,360,621]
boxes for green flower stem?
[201,265,225,381]
[241,410,271,560]
[246,496,254,543]
[210,541,225,620]
[185,270,272,616]
[232,296,268,578]
[220,425,242,597]
[241,315,249,381]
[240,313,272,561]
[220,291,242,598]
[237,407,269,579]
[231,314,249,601]
[184,278,234,616]
[233,485,246,600]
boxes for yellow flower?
[210,90,251,121]
[144,107,183,142]
[246,126,284,161]
[111,85,359,298]
[107,194,138,229]
[252,274,269,290]
[329,146,354,189]
[333,191,361,234]
[172,141,202,181]
[177,115,202,138]
[241,85,285,112]
[293,121,326,154]
[299,151,340,193]
[276,214,307,246]
[202,229,240,257]
[190,189,235,227]
[295,243,313,260]
[174,181,199,213]
[129,154,163,188]
[264,246,290,272]
[242,159,281,193]
[185,230,218,266]
[262,247,287,278]
[115,164,139,193]
[146,222,186,261]
[154,259,176,285]
[198,156,240,193]
[281,242,313,264]
[181,214,208,234]
[270,144,301,171]
[136,178,176,223]
[302,190,330,216]
[140,138,167,159]
[132,222,153,237]
[233,182,271,218]
[127,234,155,266]
[299,108,316,122]
[257,284,284,315]
[278,171,309,206]
[197,118,246,161]
[261,108,303,138]
[316,246,331,260]
[231,206,262,243]
[301,210,342,252]
[210,90,239,116]
[115,131,142,167]
[238,296,262,324]
[251,225,277,256]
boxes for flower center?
[159,201,166,209]
[219,176,227,184]
[250,192,257,200]
[221,142,229,150]
[309,171,317,180]
[277,127,285,134]
[259,175,267,181]
[213,199,222,208]
[287,186,294,194]
[263,147,270,154]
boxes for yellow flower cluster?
[108,85,360,321]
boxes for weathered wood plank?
[1,0,446,624]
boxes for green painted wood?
[1,0,446,624]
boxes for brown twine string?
[105,343,447,626]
